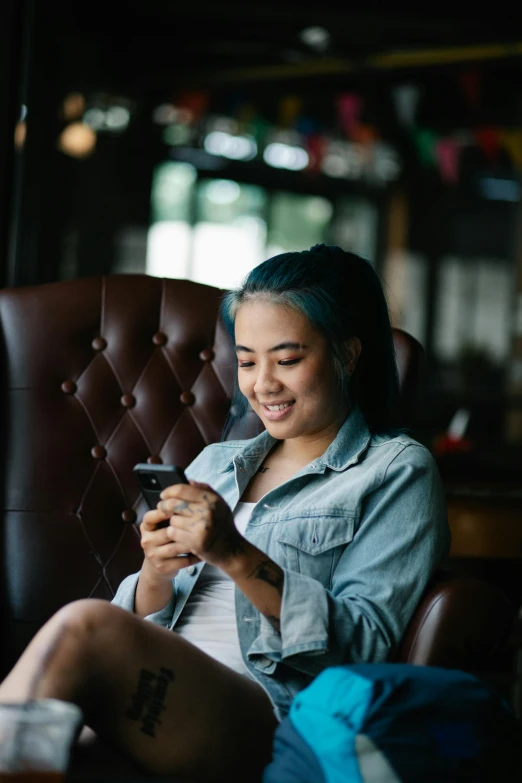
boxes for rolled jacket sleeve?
[248,444,450,676]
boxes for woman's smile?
[261,400,295,420]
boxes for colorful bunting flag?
[336,93,363,138]
[436,137,461,183]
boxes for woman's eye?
[238,362,254,368]
[279,359,300,366]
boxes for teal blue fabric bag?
[263,664,520,782]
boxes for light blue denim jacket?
[112,407,450,720]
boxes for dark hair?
[220,244,399,437]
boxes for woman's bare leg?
[0,599,278,782]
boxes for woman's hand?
[139,507,202,584]
[154,480,285,634]
[157,481,247,569]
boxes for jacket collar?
[318,406,372,471]
[218,406,371,474]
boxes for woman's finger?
[167,513,210,534]
[147,546,201,570]
[140,508,170,531]
[157,499,206,517]
[152,542,198,559]
[141,526,176,548]
[159,483,217,503]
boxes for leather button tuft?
[92,336,107,351]
[180,391,195,406]
[121,394,136,408]
[152,332,167,346]
[121,509,137,524]
[91,445,107,460]
[147,455,163,464]
[199,348,214,362]
[61,380,77,394]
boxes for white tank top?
[174,502,256,678]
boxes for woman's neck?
[273,421,342,467]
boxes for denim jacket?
[112,407,450,720]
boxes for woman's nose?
[253,365,282,395]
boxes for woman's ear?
[344,337,362,375]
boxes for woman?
[0,245,449,781]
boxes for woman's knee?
[51,598,117,637]
[34,600,123,669]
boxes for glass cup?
[0,699,83,781]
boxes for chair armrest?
[396,569,515,671]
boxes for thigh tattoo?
[125,666,175,738]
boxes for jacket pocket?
[276,513,355,585]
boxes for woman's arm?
[113,506,201,620]
[221,544,285,632]
[134,560,175,618]
[244,444,450,675]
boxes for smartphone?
[133,463,188,528]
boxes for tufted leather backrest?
[0,275,235,671]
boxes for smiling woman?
[221,243,399,438]
[0,245,450,782]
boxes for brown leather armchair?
[0,274,514,679]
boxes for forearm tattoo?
[126,667,174,738]
[265,614,281,633]
[249,559,284,595]
[248,559,284,633]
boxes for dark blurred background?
[1,1,522,487]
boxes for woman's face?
[234,299,349,443]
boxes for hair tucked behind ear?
[220,244,399,438]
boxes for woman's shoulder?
[368,429,437,470]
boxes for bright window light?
[204,131,257,161]
[192,220,266,289]
[105,106,130,130]
[83,108,106,130]
[205,180,241,205]
[263,143,309,171]
[146,221,191,279]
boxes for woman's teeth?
[266,402,292,411]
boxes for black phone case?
[133,464,188,523]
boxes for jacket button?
[187,566,196,575]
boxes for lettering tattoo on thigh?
[126,667,175,738]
